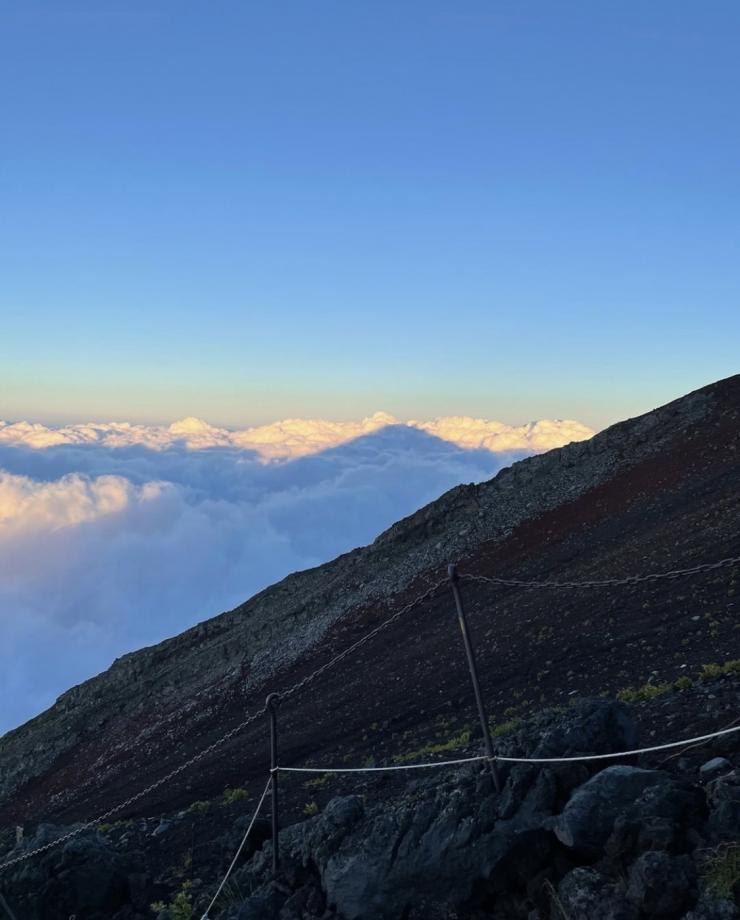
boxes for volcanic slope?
[1,374,738,831]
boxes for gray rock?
[552,766,668,855]
[684,896,740,919]
[701,758,732,777]
[705,770,740,843]
[626,850,695,916]
[605,775,706,863]
[0,828,137,920]
[557,867,637,920]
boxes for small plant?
[222,787,249,805]
[305,773,331,789]
[303,801,320,817]
[151,881,193,919]
[674,675,693,691]
[617,681,672,703]
[394,728,471,763]
[186,799,211,814]
[219,877,247,908]
[700,843,740,899]
[543,879,572,920]
[490,719,520,738]
[701,660,740,680]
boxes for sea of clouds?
[0,413,593,734]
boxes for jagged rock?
[0,827,139,920]
[605,776,706,865]
[237,773,557,919]
[226,704,654,919]
[552,766,669,855]
[626,850,696,916]
[705,770,740,843]
[557,867,637,920]
[533,699,638,759]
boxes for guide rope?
[200,775,272,920]
[273,754,489,774]
[2,552,739,874]
[273,723,740,774]
[460,555,740,590]
[494,723,740,763]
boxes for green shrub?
[490,719,520,738]
[151,881,193,919]
[617,681,671,703]
[701,660,740,680]
[185,799,210,814]
[305,773,330,789]
[222,787,249,805]
[700,843,740,898]
[303,801,319,817]
[394,728,471,763]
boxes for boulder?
[626,850,695,916]
[557,867,637,920]
[701,758,733,777]
[705,770,740,843]
[552,766,668,855]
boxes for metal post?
[266,692,281,877]
[448,564,501,792]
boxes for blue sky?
[2,1,739,430]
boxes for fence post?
[265,692,281,877]
[448,564,501,793]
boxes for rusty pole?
[265,692,281,877]
[448,564,500,792]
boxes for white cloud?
[0,412,593,459]
[0,412,594,734]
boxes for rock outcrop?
[3,694,740,919]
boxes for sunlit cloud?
[0,413,594,734]
[0,412,593,459]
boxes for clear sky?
[2,1,739,431]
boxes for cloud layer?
[0,413,593,459]
[0,413,593,734]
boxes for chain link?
[280,578,447,701]
[461,555,740,590]
[0,707,267,873]
[0,578,446,873]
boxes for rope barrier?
[2,551,739,875]
[494,724,740,763]
[461,555,740,590]
[200,776,272,920]
[273,724,740,774]
[273,754,489,774]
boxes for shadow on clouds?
[0,426,531,734]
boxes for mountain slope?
[1,374,738,832]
